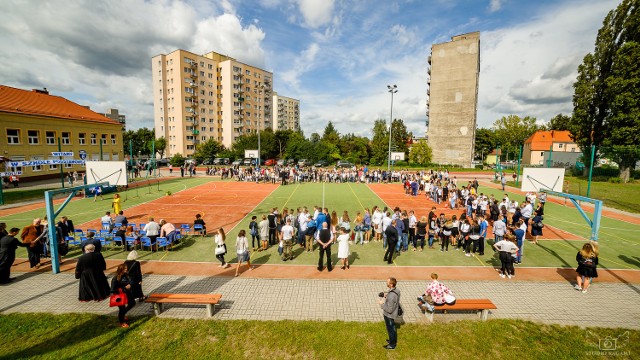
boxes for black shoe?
[383,345,396,350]
[327,268,333,272]
[317,267,323,272]
[387,261,393,264]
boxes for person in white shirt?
[280,218,295,261]
[234,229,253,276]
[492,215,507,242]
[493,237,519,278]
[143,217,160,252]
[101,212,112,230]
[408,211,417,248]
[521,201,534,232]
[298,209,308,247]
[372,207,383,241]
[381,212,392,248]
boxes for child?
[575,242,598,293]
[235,230,253,276]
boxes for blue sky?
[0,0,619,138]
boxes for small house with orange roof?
[522,130,580,166]
[0,85,123,181]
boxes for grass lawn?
[3,178,640,270]
[0,313,637,359]
[1,186,59,204]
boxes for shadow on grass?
[618,255,640,269]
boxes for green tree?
[492,115,539,160]
[193,138,224,163]
[123,128,155,157]
[409,140,433,165]
[474,128,497,161]
[546,114,572,131]
[570,0,639,180]
[338,134,370,164]
[169,153,186,167]
[370,119,389,166]
[310,133,321,143]
[390,119,410,157]
[148,137,167,159]
[321,121,340,145]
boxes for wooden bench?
[424,299,497,322]
[145,293,222,317]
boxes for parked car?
[277,159,286,166]
[297,159,311,167]
[336,160,353,168]
[265,159,276,166]
[287,159,295,165]
[232,159,242,166]
[314,160,328,167]
[202,159,214,165]
[156,158,170,166]
[243,158,253,166]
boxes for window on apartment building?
[233,66,240,72]
[48,156,58,170]
[91,133,97,145]
[558,144,564,149]
[28,130,40,144]
[245,79,250,84]
[187,145,194,150]
[208,73,213,79]
[540,152,544,156]
[6,129,20,144]
[571,148,575,152]
[201,127,206,131]
[201,136,206,141]
[111,134,117,145]
[186,136,194,141]
[246,86,250,92]
[208,64,213,70]
[79,133,86,145]
[45,131,56,145]
[199,71,204,76]
[209,127,214,131]
[61,132,70,145]
[101,134,107,145]
[245,69,250,75]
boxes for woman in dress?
[340,210,351,233]
[234,229,253,276]
[330,211,339,239]
[575,242,598,293]
[337,227,350,270]
[416,216,428,251]
[214,228,230,268]
[111,263,136,328]
[75,243,110,302]
[363,208,372,243]
[124,250,146,301]
[530,213,543,245]
[112,194,122,215]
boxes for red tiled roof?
[524,130,574,151]
[0,85,120,125]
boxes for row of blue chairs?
[65,231,184,252]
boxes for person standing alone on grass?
[317,222,333,272]
[575,242,598,293]
[268,208,277,246]
[378,277,400,350]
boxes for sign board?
[79,150,87,160]
[85,161,128,186]
[9,160,85,167]
[0,171,22,176]
[51,152,74,157]
[245,150,259,159]
[521,167,565,192]
[391,152,405,161]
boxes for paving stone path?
[1,272,639,329]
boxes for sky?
[0,0,620,139]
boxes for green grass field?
[0,313,637,360]
[2,178,640,270]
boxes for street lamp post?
[387,85,398,172]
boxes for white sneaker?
[499,273,505,278]
[582,289,588,294]
[573,284,582,291]
[465,253,471,257]
[507,274,512,279]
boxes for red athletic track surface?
[79,181,278,231]
[11,258,640,284]
[367,183,583,241]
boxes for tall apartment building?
[152,49,273,157]
[272,92,300,132]
[426,31,480,167]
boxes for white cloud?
[296,0,335,28]
[0,0,267,129]
[478,0,615,126]
[489,0,503,13]
[280,43,320,89]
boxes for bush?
[608,177,622,184]
[475,165,483,169]
[591,176,609,182]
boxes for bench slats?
[424,298,497,322]
[146,293,222,317]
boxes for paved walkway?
[1,271,639,329]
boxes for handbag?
[109,289,128,307]
[444,293,456,305]
[215,245,226,255]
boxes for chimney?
[33,88,49,95]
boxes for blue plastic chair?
[125,237,137,250]
[140,237,152,251]
[66,236,80,246]
[74,229,84,238]
[181,224,191,234]
[193,224,204,236]
[102,222,111,230]
[156,237,168,251]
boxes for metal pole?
[516,144,523,187]
[129,139,133,180]
[58,137,64,188]
[387,85,397,172]
[547,145,553,168]
[587,144,595,197]
[495,145,501,174]
[100,140,103,161]
[258,117,261,169]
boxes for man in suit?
[317,222,333,272]
[267,208,277,246]
[384,219,399,264]
[57,216,75,238]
